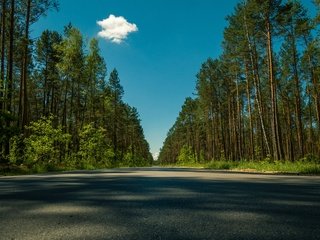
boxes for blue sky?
[32,0,316,158]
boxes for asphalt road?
[0,168,320,240]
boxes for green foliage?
[160,0,320,165]
[300,154,320,164]
[108,69,124,102]
[11,116,70,167]
[26,116,70,166]
[178,145,196,164]
[78,123,114,168]
[206,160,320,175]
[122,152,137,167]
[9,135,24,165]
[1,6,153,175]
[0,111,18,162]
[121,151,153,167]
[0,112,16,144]
[208,161,233,170]
[62,154,79,170]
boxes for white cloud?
[97,14,138,44]
[152,152,159,161]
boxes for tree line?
[0,0,152,172]
[159,0,320,164]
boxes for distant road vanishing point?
[1,168,320,240]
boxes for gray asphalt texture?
[0,168,320,240]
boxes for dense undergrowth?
[207,160,320,174]
[0,116,152,176]
[161,159,320,175]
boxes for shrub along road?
[0,168,320,240]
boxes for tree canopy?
[0,1,152,172]
[159,0,320,164]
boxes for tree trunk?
[282,95,294,161]
[243,8,271,158]
[0,0,6,112]
[5,0,14,156]
[235,74,242,160]
[307,93,314,156]
[218,105,227,160]
[113,93,118,163]
[42,56,48,116]
[0,0,6,160]
[266,16,283,160]
[18,0,31,130]
[244,59,254,160]
[291,35,304,158]
[307,54,320,136]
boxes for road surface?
[0,168,320,240]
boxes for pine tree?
[107,68,124,163]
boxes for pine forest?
[159,0,320,166]
[1,0,320,174]
[0,0,152,173]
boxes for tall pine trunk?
[0,0,6,160]
[18,0,31,130]
[5,0,14,156]
[0,0,6,112]
[266,15,283,160]
[244,59,254,160]
[235,74,242,160]
[291,36,304,158]
[243,8,270,158]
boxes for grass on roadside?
[163,162,206,168]
[2,160,320,176]
[206,160,320,174]
[160,160,320,175]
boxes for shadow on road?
[0,168,320,240]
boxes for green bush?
[9,135,24,164]
[10,116,71,167]
[178,145,197,163]
[300,154,320,164]
[207,161,234,170]
[121,151,153,167]
[78,123,114,168]
[205,159,320,174]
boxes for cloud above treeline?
[97,14,138,44]
[152,152,159,161]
